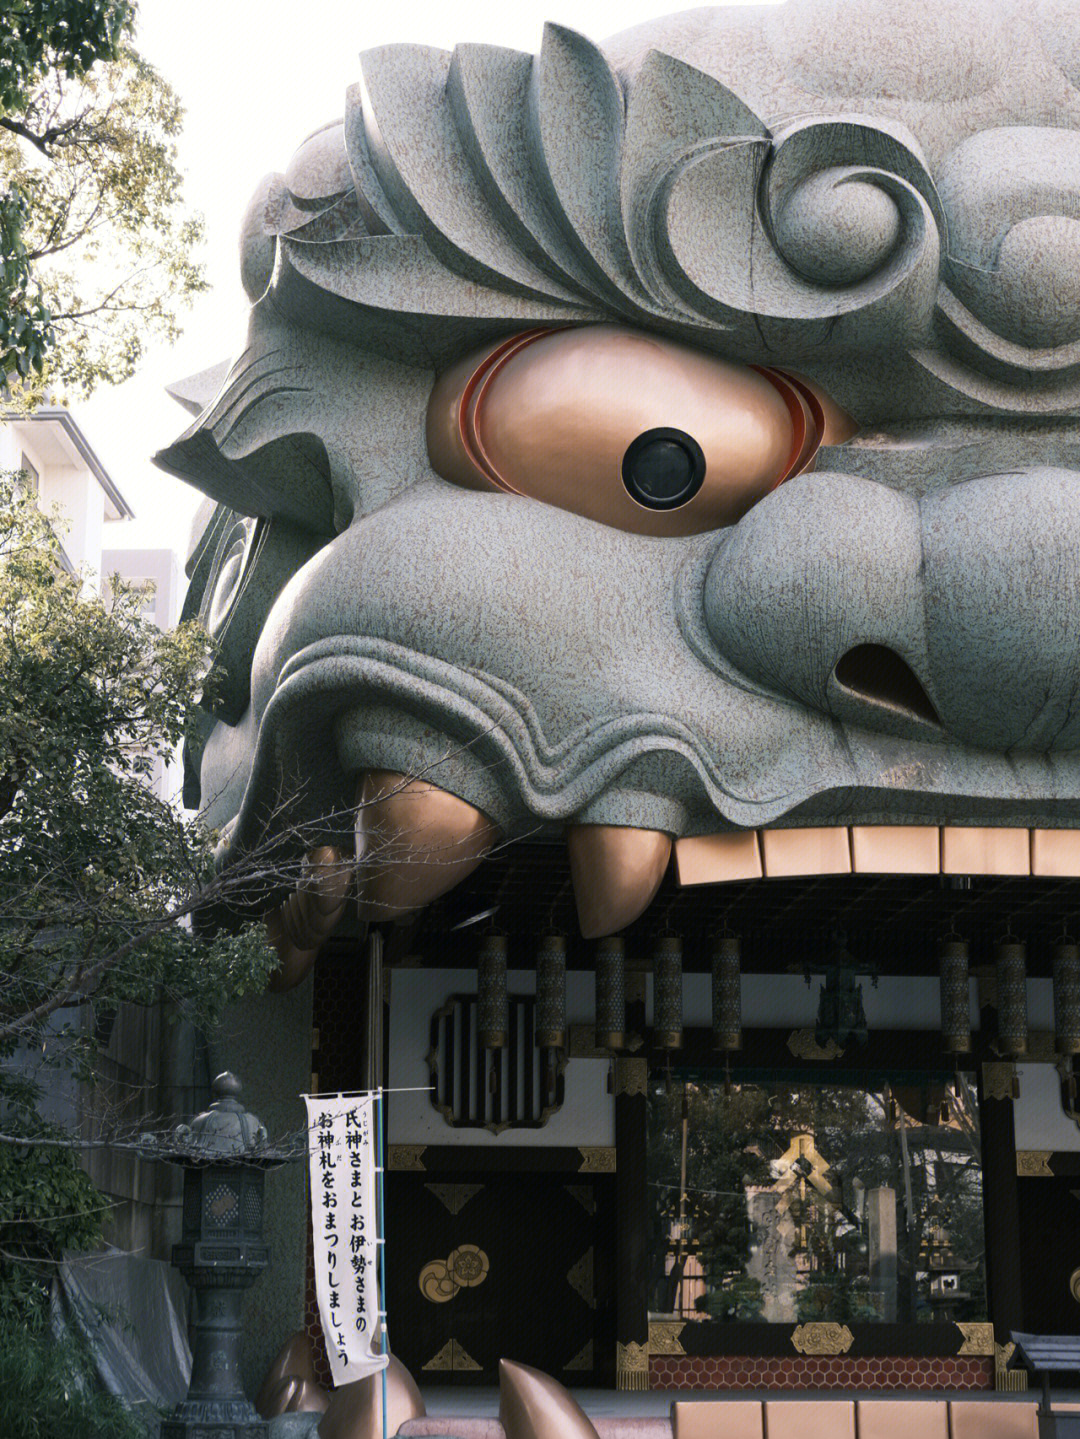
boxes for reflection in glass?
[647,1074,986,1325]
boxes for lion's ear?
[499,1359,600,1439]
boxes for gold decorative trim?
[972,965,997,1013]
[616,1340,650,1391]
[564,1184,597,1214]
[995,1341,1027,1391]
[566,1248,595,1308]
[1017,1150,1054,1177]
[787,1029,844,1061]
[569,1025,607,1059]
[419,1246,489,1303]
[578,1146,615,1173]
[1025,1030,1058,1063]
[982,1061,1018,1101]
[649,1320,687,1356]
[422,1338,482,1372]
[449,1245,489,1289]
[419,1259,457,1304]
[564,1340,594,1372]
[791,1322,854,1355]
[423,1340,455,1371]
[388,1145,426,1171]
[614,1057,648,1097]
[956,1322,995,1356]
[1070,1268,1080,1305]
[425,1182,483,1215]
[570,1024,645,1058]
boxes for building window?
[128,579,157,624]
[648,1072,987,1326]
[428,994,565,1132]
[18,452,39,499]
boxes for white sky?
[82,0,774,558]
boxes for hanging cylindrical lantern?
[478,932,508,1050]
[1054,939,1080,1056]
[995,936,1028,1057]
[712,934,742,1051]
[595,936,626,1050]
[654,935,683,1050]
[535,933,567,1049]
[939,937,972,1054]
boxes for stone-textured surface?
[269,1417,322,1439]
[156,0,1080,867]
[207,981,314,1399]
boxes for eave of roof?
[12,407,135,520]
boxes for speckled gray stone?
[268,1416,321,1439]
[155,0,1080,859]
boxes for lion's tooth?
[265,903,319,993]
[674,831,763,886]
[265,845,352,992]
[1032,829,1080,877]
[567,824,671,938]
[760,826,851,878]
[355,770,500,922]
[941,826,1030,876]
[850,825,939,874]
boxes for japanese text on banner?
[304,1094,389,1386]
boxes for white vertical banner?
[304,1093,389,1386]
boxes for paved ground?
[417,1387,1074,1416]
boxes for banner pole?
[377,1084,388,1439]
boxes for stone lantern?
[921,1198,974,1321]
[144,1072,298,1439]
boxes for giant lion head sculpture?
[158,0,1080,950]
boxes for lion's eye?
[622,428,706,510]
[426,323,856,537]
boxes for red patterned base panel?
[649,1356,995,1390]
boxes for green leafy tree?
[0,471,278,1318]
[648,1076,987,1327]
[0,3,132,112]
[648,1081,772,1320]
[0,0,205,392]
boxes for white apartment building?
[0,405,133,569]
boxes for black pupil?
[622,428,705,510]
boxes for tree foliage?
[648,1074,987,1326]
[0,2,133,113]
[0,1,205,393]
[0,471,277,1316]
[0,471,277,1050]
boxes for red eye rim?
[750,366,828,488]
[457,328,569,495]
[451,328,831,509]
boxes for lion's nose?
[703,467,1080,753]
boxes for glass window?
[18,453,39,499]
[648,1072,986,1326]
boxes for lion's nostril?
[834,644,940,726]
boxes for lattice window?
[427,994,565,1132]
